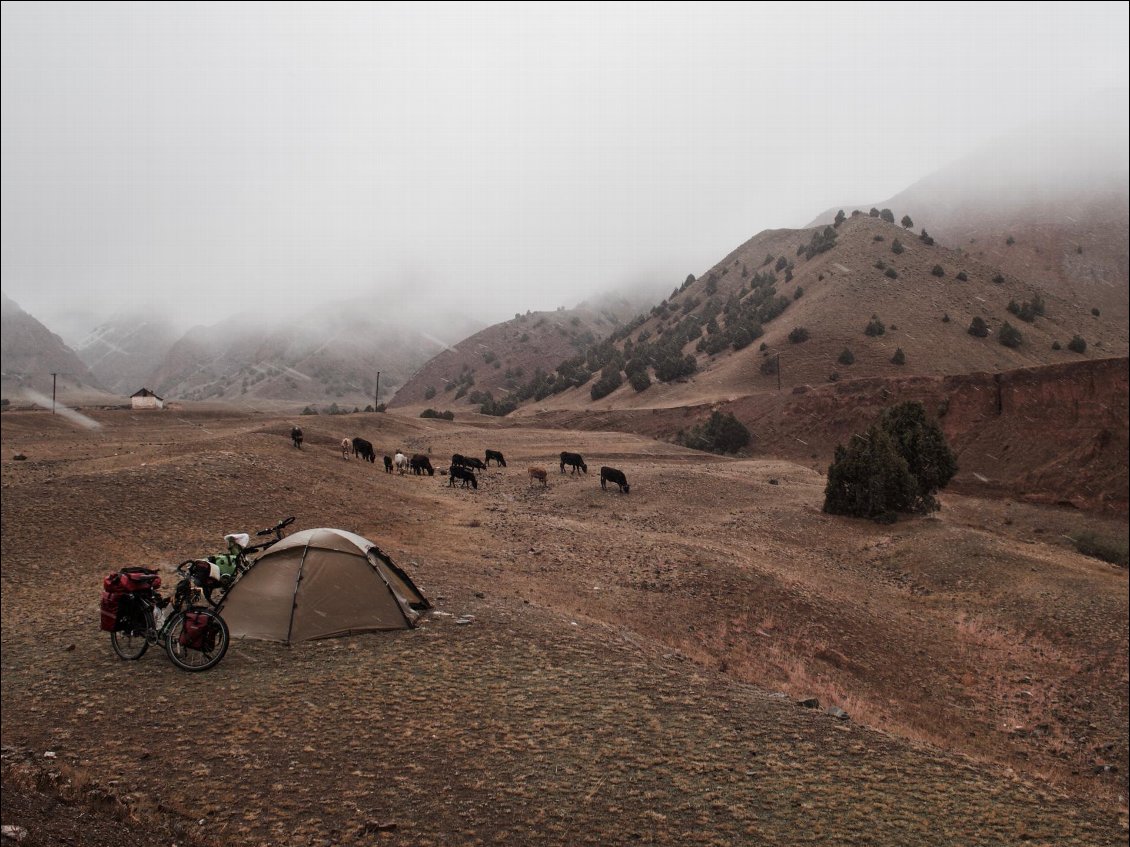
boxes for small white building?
[130,388,164,410]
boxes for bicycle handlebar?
[256,516,295,537]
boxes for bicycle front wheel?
[110,605,152,661]
[164,607,230,672]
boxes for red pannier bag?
[178,611,211,649]
[100,568,161,631]
[99,590,121,631]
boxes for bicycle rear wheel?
[164,607,230,672]
[110,603,152,660]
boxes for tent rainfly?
[221,528,430,643]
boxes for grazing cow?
[560,451,587,474]
[394,452,409,475]
[383,455,393,473]
[528,466,548,487]
[352,437,376,463]
[410,454,435,476]
[340,438,351,460]
[485,450,507,467]
[452,453,486,471]
[449,466,478,489]
[291,426,304,449]
[600,466,630,494]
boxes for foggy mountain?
[389,296,646,410]
[77,312,181,395]
[810,116,1130,324]
[146,301,484,409]
[1,294,107,400]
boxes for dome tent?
[221,528,429,643]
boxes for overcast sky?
[3,1,1128,342]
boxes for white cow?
[393,452,409,475]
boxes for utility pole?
[375,371,380,410]
[51,372,57,413]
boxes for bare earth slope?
[2,409,1127,845]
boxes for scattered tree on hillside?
[919,229,935,246]
[823,401,957,520]
[880,209,895,223]
[1067,335,1087,354]
[891,239,905,255]
[865,315,886,336]
[424,386,436,400]
[968,316,989,337]
[589,364,622,401]
[420,408,455,420]
[834,209,847,227]
[803,226,839,259]
[956,271,968,281]
[788,326,810,343]
[891,347,906,365]
[901,215,914,229]
[931,265,945,277]
[679,411,751,455]
[998,321,1023,348]
[1006,235,1016,245]
[837,348,855,365]
[869,208,880,217]
[885,267,898,279]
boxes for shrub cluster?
[1006,295,1045,323]
[420,408,455,420]
[998,321,1023,348]
[823,401,957,520]
[678,411,751,455]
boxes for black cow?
[448,466,478,489]
[452,453,486,471]
[560,451,587,474]
[485,450,507,467]
[600,466,630,494]
[383,455,393,473]
[410,454,435,476]
[291,426,303,449]
[351,437,376,463]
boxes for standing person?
[291,426,304,449]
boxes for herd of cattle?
[290,426,629,494]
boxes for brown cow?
[528,466,548,487]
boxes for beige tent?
[221,528,429,643]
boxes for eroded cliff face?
[944,358,1128,511]
[530,357,1129,513]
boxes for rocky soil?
[2,407,1127,846]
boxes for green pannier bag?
[206,553,239,585]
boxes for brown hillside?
[390,301,638,411]
[520,214,1127,414]
[1,409,1126,845]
